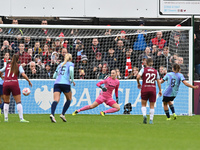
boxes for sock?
[165,110,170,118]
[62,100,71,115]
[169,104,175,114]
[17,103,23,120]
[78,105,91,112]
[150,109,154,120]
[4,103,9,119]
[51,101,58,116]
[141,107,147,117]
[104,108,118,114]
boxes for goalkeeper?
[72,70,120,116]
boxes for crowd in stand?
[0,19,197,80]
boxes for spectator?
[124,50,133,79]
[138,47,152,67]
[75,43,85,63]
[159,66,167,79]
[194,33,200,76]
[16,43,32,68]
[0,19,3,33]
[26,61,41,79]
[27,47,34,61]
[0,51,10,69]
[59,32,69,49]
[52,38,62,54]
[115,30,130,48]
[115,40,126,55]
[169,32,186,59]
[157,46,171,72]
[11,34,23,54]
[76,55,90,79]
[87,38,101,63]
[24,36,32,52]
[42,44,51,65]
[104,25,112,36]
[1,40,13,59]
[50,51,59,72]
[133,21,147,53]
[90,52,107,79]
[45,36,53,50]
[7,19,23,35]
[41,62,53,79]
[116,68,122,80]
[41,20,48,36]
[33,41,42,56]
[97,64,109,79]
[34,54,43,69]
[127,67,139,79]
[149,31,167,50]
[178,56,188,78]
[59,48,68,63]
[104,48,118,71]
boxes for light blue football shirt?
[54,62,74,85]
[163,72,185,97]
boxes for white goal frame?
[0,24,193,115]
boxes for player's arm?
[53,65,59,79]
[115,82,119,104]
[20,66,32,87]
[156,72,162,96]
[0,65,6,75]
[160,79,165,84]
[96,80,107,92]
[182,80,199,89]
[69,66,75,86]
[137,68,143,89]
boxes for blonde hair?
[62,53,72,67]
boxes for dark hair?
[11,54,19,75]
[172,64,180,73]
[146,58,153,66]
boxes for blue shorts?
[54,84,71,93]
[0,85,3,95]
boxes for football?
[22,88,31,96]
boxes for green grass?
[1,114,200,150]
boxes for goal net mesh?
[0,25,190,115]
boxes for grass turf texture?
[1,114,200,150]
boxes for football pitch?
[1,114,200,150]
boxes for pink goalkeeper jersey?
[96,77,120,98]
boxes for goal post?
[0,24,193,115]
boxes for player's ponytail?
[61,53,72,67]
[11,54,19,75]
[173,64,180,73]
[146,58,153,67]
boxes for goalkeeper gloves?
[99,86,107,92]
[116,97,119,104]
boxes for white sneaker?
[60,114,67,122]
[50,114,56,123]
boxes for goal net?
[0,24,193,115]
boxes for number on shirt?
[59,66,66,75]
[7,67,14,77]
[171,79,176,87]
[146,73,156,84]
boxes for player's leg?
[60,91,72,122]
[149,102,155,124]
[168,99,177,120]
[72,95,104,115]
[101,99,120,116]
[50,92,61,123]
[0,95,3,115]
[13,94,28,122]
[3,95,10,122]
[141,99,147,124]
[163,96,171,120]
[72,101,99,116]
